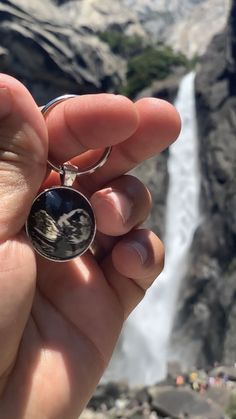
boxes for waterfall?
[104,71,201,385]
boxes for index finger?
[73,97,181,193]
[44,95,181,193]
[45,93,139,163]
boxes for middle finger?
[91,174,152,237]
[44,95,180,194]
[45,93,139,164]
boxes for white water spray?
[104,71,201,385]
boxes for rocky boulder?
[149,386,223,419]
[81,367,236,419]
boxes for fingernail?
[0,87,12,119]
[127,241,149,264]
[105,189,133,223]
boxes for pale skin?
[0,74,181,419]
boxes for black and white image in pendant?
[26,186,96,261]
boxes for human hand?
[0,74,180,419]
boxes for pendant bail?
[60,163,78,187]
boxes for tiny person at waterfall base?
[0,73,181,419]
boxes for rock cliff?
[171,0,236,370]
[58,0,146,39]
[0,0,125,104]
[58,0,230,58]
[123,0,230,57]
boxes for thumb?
[0,74,48,241]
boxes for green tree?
[98,30,193,98]
[98,31,144,58]
[123,45,189,98]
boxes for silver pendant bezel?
[26,186,96,262]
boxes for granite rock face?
[58,0,230,58]
[0,0,125,104]
[123,0,230,57]
[171,0,236,370]
[58,0,147,39]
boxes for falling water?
[104,71,201,385]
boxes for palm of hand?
[0,238,122,418]
[0,74,180,419]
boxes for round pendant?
[26,186,96,262]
